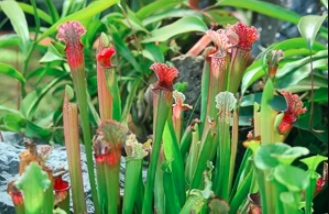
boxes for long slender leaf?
[17,2,52,24]
[217,0,300,23]
[0,0,30,54]
[20,74,69,119]
[137,0,184,19]
[143,16,208,43]
[0,62,26,83]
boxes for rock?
[0,132,129,214]
[172,55,205,121]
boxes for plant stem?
[228,109,239,193]
[180,125,194,159]
[163,161,182,214]
[163,112,187,206]
[154,155,165,214]
[185,124,200,186]
[200,62,210,135]
[71,70,101,214]
[260,80,277,214]
[230,149,252,201]
[214,120,231,199]
[105,163,121,214]
[191,129,216,189]
[104,67,121,122]
[96,162,108,213]
[123,158,143,214]
[43,184,54,214]
[63,91,87,214]
[143,90,172,214]
[97,35,113,121]
[229,169,253,214]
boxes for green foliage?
[0,0,328,214]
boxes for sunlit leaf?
[142,16,208,43]
[137,0,184,19]
[40,44,65,63]
[298,15,328,49]
[0,0,30,54]
[321,0,328,9]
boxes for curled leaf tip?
[97,47,116,68]
[150,62,179,91]
[7,181,24,206]
[230,23,259,49]
[278,91,307,135]
[215,92,237,124]
[173,91,193,111]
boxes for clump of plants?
[6,16,328,214]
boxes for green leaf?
[275,58,328,91]
[142,9,200,26]
[0,62,26,83]
[321,0,328,9]
[314,88,328,103]
[108,25,141,72]
[276,50,328,79]
[241,40,326,95]
[298,15,328,49]
[0,34,20,49]
[142,16,208,43]
[38,0,120,41]
[40,44,65,63]
[300,155,328,172]
[3,114,26,132]
[20,74,69,119]
[122,7,149,33]
[137,0,184,19]
[271,147,310,166]
[0,0,30,54]
[144,43,165,62]
[16,163,51,214]
[255,143,291,170]
[0,105,24,117]
[17,2,53,24]
[274,165,310,192]
[217,0,300,24]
